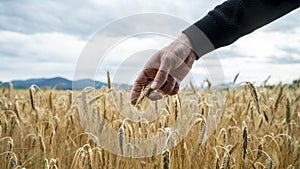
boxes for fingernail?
[154,93,163,100]
[151,82,158,89]
[149,92,163,101]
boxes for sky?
[0,0,299,85]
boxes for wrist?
[180,33,196,61]
[178,33,192,48]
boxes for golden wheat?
[0,81,299,168]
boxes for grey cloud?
[267,55,300,64]
[267,44,300,64]
[100,14,189,38]
[217,47,300,64]
[0,0,225,39]
[0,56,76,81]
[262,9,300,33]
[216,45,256,59]
[279,46,300,55]
[218,49,238,58]
[0,50,21,59]
[0,0,116,39]
[0,30,85,81]
[1,0,299,40]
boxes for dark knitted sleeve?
[183,0,300,59]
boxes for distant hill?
[0,77,129,90]
[1,77,240,90]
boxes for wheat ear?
[246,82,261,114]
[264,158,272,169]
[242,121,248,159]
[199,118,207,145]
[220,150,230,169]
[274,86,283,112]
[107,71,111,89]
[162,149,170,169]
[135,84,152,110]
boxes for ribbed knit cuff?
[183,18,218,60]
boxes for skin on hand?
[131,33,196,105]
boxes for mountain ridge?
[0,77,122,90]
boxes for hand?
[131,33,196,105]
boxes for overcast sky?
[0,0,299,85]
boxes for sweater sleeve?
[183,0,300,60]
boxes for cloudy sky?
[0,0,299,85]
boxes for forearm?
[184,0,300,59]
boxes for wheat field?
[0,81,299,169]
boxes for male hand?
[131,33,196,105]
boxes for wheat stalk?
[87,145,93,169]
[215,154,220,169]
[286,98,291,132]
[220,150,230,169]
[135,84,152,110]
[45,158,49,169]
[39,135,46,154]
[189,81,197,94]
[8,153,17,169]
[233,72,239,85]
[0,125,2,138]
[205,79,211,90]
[257,139,265,159]
[49,125,55,145]
[274,86,283,112]
[162,149,170,169]
[49,158,58,169]
[9,115,19,136]
[293,141,299,165]
[68,90,72,108]
[7,138,13,151]
[79,151,86,168]
[242,121,248,159]
[213,148,220,169]
[118,124,124,155]
[198,118,207,145]
[107,71,111,89]
[246,82,261,114]
[49,92,53,110]
[217,128,227,146]
[261,75,271,87]
[264,158,272,169]
[8,82,13,101]
[29,86,36,110]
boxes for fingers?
[132,71,180,103]
[151,70,177,95]
[169,81,180,95]
[185,51,196,68]
[151,52,174,90]
[151,69,168,90]
[150,52,194,97]
[160,75,176,94]
[149,77,179,101]
[131,54,193,104]
[131,82,144,105]
[131,38,195,104]
[131,68,173,105]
